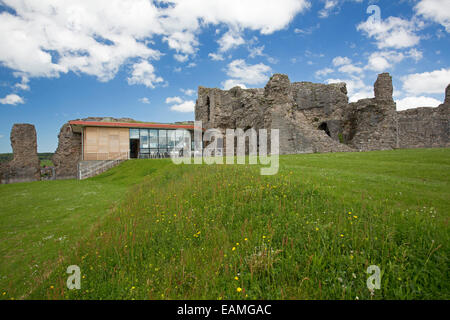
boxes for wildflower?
[244,238,248,241]
[348,212,352,215]
[237,287,242,293]
[340,234,344,237]
[2,292,5,295]
[131,286,136,290]
[315,227,319,231]
[262,235,266,239]
[353,216,358,219]
[234,276,239,281]
[50,286,54,289]
[236,242,239,246]
[232,247,236,251]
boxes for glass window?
[140,129,149,149]
[168,130,176,149]
[130,129,140,139]
[159,130,167,149]
[149,130,158,148]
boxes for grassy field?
[0,149,449,300]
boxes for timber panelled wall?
[83,127,130,160]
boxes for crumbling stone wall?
[52,123,82,179]
[195,72,448,154]
[0,124,41,184]
[397,86,449,149]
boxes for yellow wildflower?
[237,287,242,293]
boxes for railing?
[78,152,129,180]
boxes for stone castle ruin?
[195,73,449,154]
[1,72,449,183]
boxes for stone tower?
[0,124,41,184]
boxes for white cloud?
[166,96,184,104]
[222,80,248,90]
[139,97,150,104]
[401,68,450,94]
[127,60,164,88]
[224,59,272,87]
[315,68,334,78]
[338,64,363,74]
[170,100,196,113]
[415,0,450,32]
[208,53,225,61]
[357,16,422,49]
[0,94,25,105]
[406,48,423,62]
[248,45,265,58]
[14,76,30,91]
[396,96,442,111]
[218,29,245,52]
[319,0,339,18]
[332,56,352,67]
[174,54,189,63]
[0,0,310,89]
[366,51,405,72]
[181,89,196,96]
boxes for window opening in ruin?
[318,122,331,137]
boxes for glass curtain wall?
[132,128,192,158]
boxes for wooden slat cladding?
[84,127,129,160]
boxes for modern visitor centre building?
[69,120,197,161]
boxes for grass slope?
[1,149,449,300]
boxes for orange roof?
[69,120,200,130]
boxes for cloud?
[401,68,450,94]
[222,80,248,90]
[218,29,245,52]
[396,96,442,111]
[366,51,405,72]
[224,59,272,88]
[208,53,225,61]
[170,100,196,113]
[0,0,310,89]
[181,89,196,96]
[166,96,184,104]
[315,68,334,78]
[0,93,25,105]
[139,97,150,104]
[127,60,164,88]
[318,0,339,18]
[332,56,352,67]
[174,54,189,63]
[357,16,422,49]
[0,135,4,139]
[14,76,30,91]
[415,0,450,32]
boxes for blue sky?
[0,0,449,153]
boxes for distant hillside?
[0,153,54,166]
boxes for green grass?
[0,149,449,300]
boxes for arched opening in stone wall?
[206,96,211,122]
[318,122,331,137]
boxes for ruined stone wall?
[397,86,450,149]
[52,123,82,179]
[195,72,448,154]
[0,124,41,184]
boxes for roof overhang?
[69,120,201,133]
